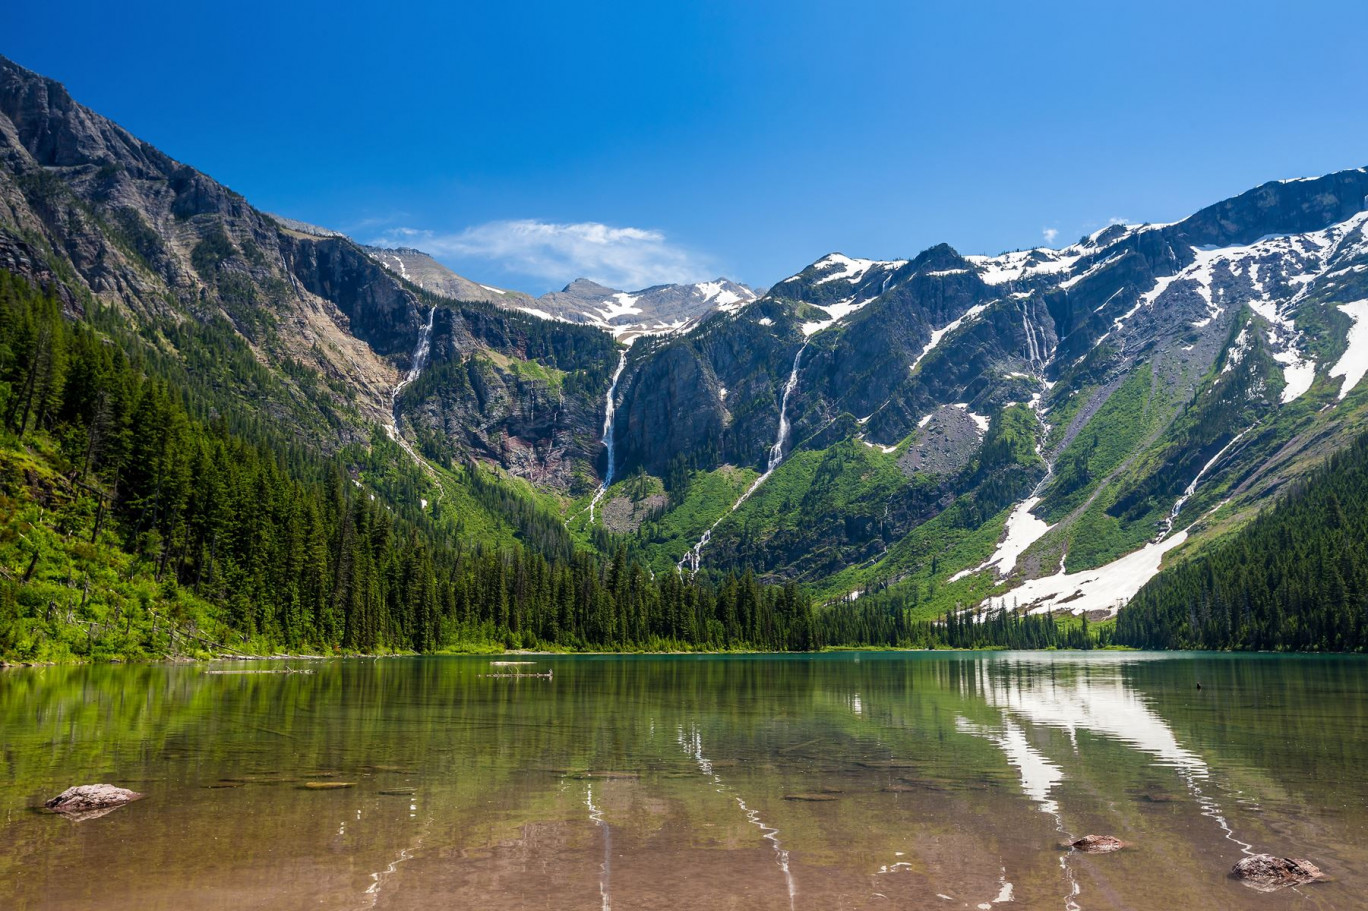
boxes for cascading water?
[679,343,807,574]
[386,306,444,505]
[1157,428,1251,541]
[768,345,805,470]
[1020,299,1043,368]
[393,305,437,405]
[588,349,629,524]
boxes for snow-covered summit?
[534,277,759,339]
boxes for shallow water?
[2,652,1365,910]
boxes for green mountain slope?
[1117,431,1368,650]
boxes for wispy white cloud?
[1041,227,1059,245]
[370,220,713,290]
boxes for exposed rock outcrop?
[1069,834,1125,854]
[44,784,143,820]
[1231,854,1324,891]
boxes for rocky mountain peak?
[561,277,617,295]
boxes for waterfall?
[679,343,808,574]
[588,349,629,524]
[768,345,806,470]
[393,306,436,404]
[1019,298,1051,369]
[386,307,443,506]
[1157,428,1250,541]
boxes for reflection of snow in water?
[362,803,432,909]
[586,784,612,911]
[880,858,1014,910]
[992,870,1015,904]
[958,716,1079,910]
[679,724,796,909]
[976,663,1254,856]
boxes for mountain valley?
[3,52,1368,657]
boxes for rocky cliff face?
[0,55,614,491]
[0,55,407,443]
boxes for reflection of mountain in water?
[961,657,1256,858]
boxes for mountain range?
[3,51,1367,642]
[360,243,760,339]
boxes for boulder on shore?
[1232,854,1323,891]
[44,784,143,821]
[1070,835,1126,854]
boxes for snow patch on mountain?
[799,293,884,336]
[597,292,643,321]
[985,532,1188,618]
[911,303,990,372]
[538,278,758,339]
[967,248,1083,286]
[950,496,1053,582]
[1277,352,1317,403]
[814,253,877,284]
[782,253,907,287]
[953,403,991,433]
[1330,300,1368,400]
[697,280,750,312]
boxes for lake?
[2,652,1365,910]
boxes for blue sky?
[6,1,1368,293]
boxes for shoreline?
[9,644,1363,670]
[0,645,1031,669]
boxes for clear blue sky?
[6,1,1367,293]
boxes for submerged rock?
[1070,835,1126,854]
[44,784,143,821]
[1232,854,1324,891]
[1138,792,1177,803]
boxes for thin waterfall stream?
[588,348,630,524]
[386,306,445,506]
[1156,427,1252,541]
[678,343,807,574]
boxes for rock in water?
[1232,854,1324,891]
[1070,835,1126,854]
[44,784,143,821]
